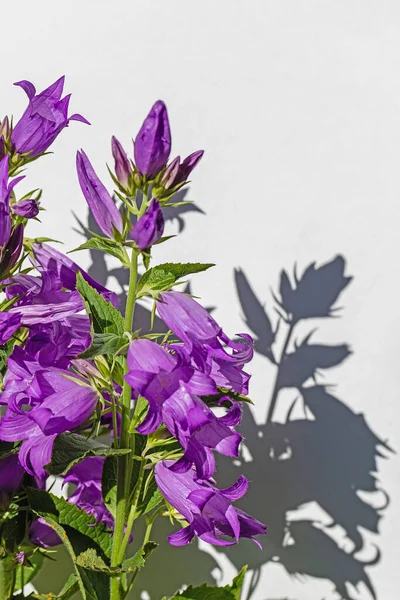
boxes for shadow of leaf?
[274,256,352,323]
[234,268,276,363]
[278,340,351,389]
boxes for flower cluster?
[0,75,265,594]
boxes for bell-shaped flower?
[125,338,216,434]
[155,462,266,547]
[0,223,24,281]
[31,242,118,307]
[131,199,164,250]
[0,374,98,480]
[0,312,21,344]
[157,291,253,395]
[76,150,123,239]
[11,76,89,157]
[134,101,171,178]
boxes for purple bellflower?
[0,312,21,344]
[11,76,89,157]
[157,291,253,395]
[125,339,241,479]
[63,456,114,529]
[111,136,132,190]
[131,199,164,250]
[161,150,204,190]
[31,242,118,307]
[155,462,266,547]
[0,366,98,480]
[76,150,123,239]
[134,101,171,178]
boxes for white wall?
[3,1,400,599]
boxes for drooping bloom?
[111,136,132,189]
[12,199,40,219]
[29,519,61,548]
[131,199,164,250]
[157,291,253,395]
[125,338,216,434]
[161,150,204,190]
[31,242,118,307]
[134,101,171,178]
[125,339,241,479]
[76,150,123,238]
[11,77,89,157]
[0,369,98,480]
[63,456,113,529]
[155,462,266,547]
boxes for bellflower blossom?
[0,371,98,480]
[125,339,241,479]
[134,101,171,178]
[131,199,164,250]
[155,462,266,547]
[157,291,253,395]
[31,242,118,307]
[76,150,123,238]
[11,76,89,157]
[0,454,25,498]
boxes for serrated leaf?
[70,237,130,267]
[76,272,125,335]
[26,489,112,600]
[79,332,129,359]
[137,262,214,296]
[169,566,247,600]
[31,573,79,599]
[45,432,130,476]
[122,541,158,572]
[26,488,113,558]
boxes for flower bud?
[160,156,180,189]
[0,223,24,279]
[76,150,123,238]
[12,199,40,219]
[0,137,5,161]
[134,101,171,178]
[111,136,132,190]
[0,116,10,138]
[131,199,164,250]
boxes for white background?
[2,2,400,599]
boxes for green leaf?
[70,237,130,267]
[79,332,129,359]
[168,566,247,600]
[31,573,79,599]
[101,456,117,518]
[76,272,125,335]
[121,541,158,572]
[26,488,113,558]
[137,262,215,296]
[45,432,130,476]
[26,488,112,600]
[134,471,163,518]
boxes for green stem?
[111,248,139,600]
[117,460,146,563]
[266,322,295,423]
[0,560,6,600]
[143,506,164,545]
